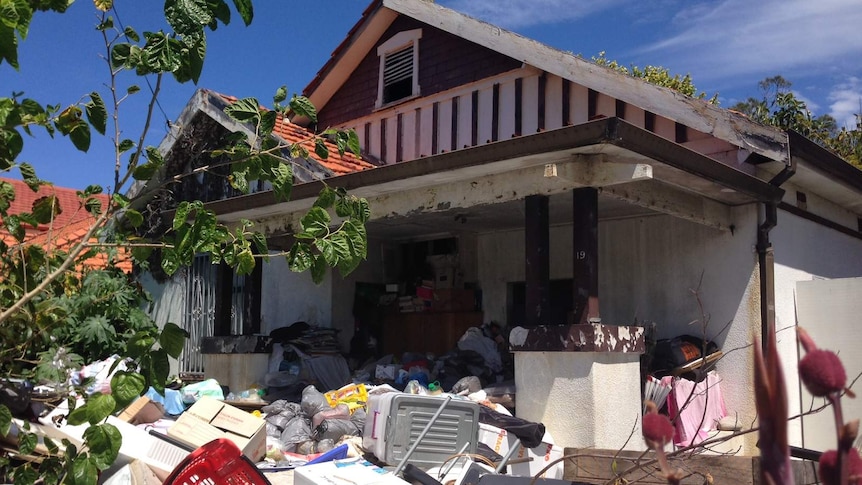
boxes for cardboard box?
[118,396,165,425]
[294,457,411,485]
[477,422,564,479]
[34,406,189,482]
[167,396,266,462]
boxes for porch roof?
[201,117,784,244]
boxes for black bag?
[650,335,718,377]
[478,406,545,449]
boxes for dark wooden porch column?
[525,195,550,326]
[572,187,599,324]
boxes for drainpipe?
[757,143,796,351]
[757,202,778,350]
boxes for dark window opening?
[384,77,413,104]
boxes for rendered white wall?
[514,351,644,450]
[261,256,332,334]
[478,206,763,453]
[771,210,862,449]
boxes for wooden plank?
[545,74,563,130]
[537,72,546,131]
[492,83,500,142]
[419,105,434,157]
[396,112,403,163]
[514,77,522,136]
[432,101,439,155]
[571,82,589,124]
[564,448,756,484]
[522,74,539,135]
[596,92,616,118]
[438,99,453,154]
[563,448,819,485]
[478,86,494,144]
[401,109,416,161]
[450,96,458,152]
[379,116,387,163]
[498,79,516,140]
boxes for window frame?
[376,29,423,109]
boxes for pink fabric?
[666,371,727,447]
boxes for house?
[147,0,862,454]
[0,177,131,272]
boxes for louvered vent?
[383,44,414,104]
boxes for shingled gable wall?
[318,15,522,128]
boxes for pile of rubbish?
[1,365,564,485]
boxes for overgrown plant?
[0,1,369,483]
[591,51,719,104]
[732,75,862,170]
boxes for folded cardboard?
[167,396,266,462]
[118,396,165,425]
[477,422,564,479]
[35,406,188,482]
[294,457,411,485]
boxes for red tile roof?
[1,178,108,243]
[1,177,131,272]
[214,91,376,176]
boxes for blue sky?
[5,0,862,191]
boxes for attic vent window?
[377,29,422,107]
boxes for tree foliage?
[732,75,862,169]
[0,1,369,483]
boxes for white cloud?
[827,77,862,129]
[635,0,862,83]
[439,0,626,29]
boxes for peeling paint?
[509,324,645,353]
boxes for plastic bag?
[301,385,332,417]
[280,416,313,452]
[316,418,360,441]
[312,403,351,429]
[180,378,224,403]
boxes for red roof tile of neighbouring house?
[215,92,376,176]
[1,177,131,273]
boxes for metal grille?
[181,256,217,374]
[180,256,249,374]
[231,271,246,336]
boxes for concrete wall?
[771,209,862,449]
[515,351,644,450]
[478,205,763,452]
[140,271,187,377]
[261,256,333,334]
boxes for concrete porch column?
[509,323,645,451]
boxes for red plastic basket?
[164,438,271,485]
